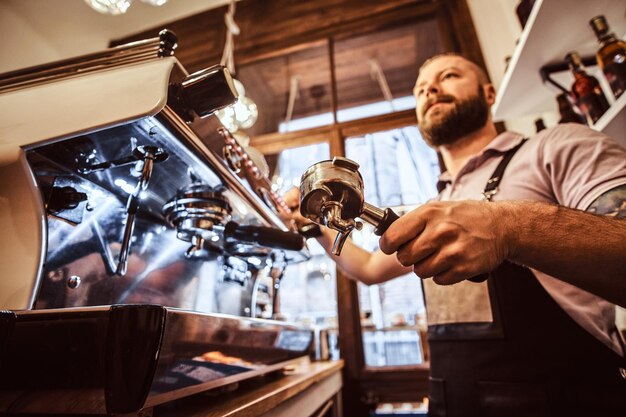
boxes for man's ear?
[483,84,496,106]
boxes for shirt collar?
[436,131,526,189]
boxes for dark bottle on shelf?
[515,0,536,29]
[556,93,586,124]
[534,118,546,132]
[589,15,626,99]
[565,51,610,125]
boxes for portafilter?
[300,157,489,283]
[299,157,399,255]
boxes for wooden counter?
[151,358,344,417]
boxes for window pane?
[334,19,446,122]
[345,126,440,207]
[345,126,439,367]
[263,142,339,358]
[236,44,333,136]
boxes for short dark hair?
[419,53,490,84]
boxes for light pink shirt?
[437,123,626,355]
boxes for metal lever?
[116,146,167,275]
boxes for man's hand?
[379,201,513,285]
[283,187,310,229]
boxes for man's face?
[414,56,491,147]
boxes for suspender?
[481,138,528,202]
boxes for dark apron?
[427,141,626,417]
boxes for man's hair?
[419,52,490,85]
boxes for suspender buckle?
[482,187,499,202]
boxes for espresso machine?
[0,31,312,414]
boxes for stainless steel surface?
[177,65,239,119]
[312,327,331,361]
[25,114,302,315]
[117,146,168,275]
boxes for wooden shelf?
[492,0,626,123]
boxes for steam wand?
[116,145,168,275]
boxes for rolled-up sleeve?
[537,123,626,210]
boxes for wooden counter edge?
[157,358,344,417]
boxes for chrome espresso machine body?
[0,31,312,414]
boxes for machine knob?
[177,65,238,119]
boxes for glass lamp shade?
[216,96,258,132]
[84,0,133,15]
[140,0,169,6]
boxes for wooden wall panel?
[112,0,432,71]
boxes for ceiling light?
[140,0,169,6]
[216,79,258,132]
[85,0,169,15]
[84,0,133,15]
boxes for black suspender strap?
[482,138,528,202]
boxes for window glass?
[345,126,440,366]
[334,19,445,122]
[236,44,333,136]
[262,141,340,358]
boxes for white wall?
[0,0,231,73]
[0,3,61,73]
[466,0,558,136]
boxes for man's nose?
[425,83,440,98]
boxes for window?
[344,126,439,367]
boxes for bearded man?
[286,53,626,417]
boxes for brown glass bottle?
[565,52,610,125]
[556,93,586,124]
[590,15,626,98]
[515,0,536,29]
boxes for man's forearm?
[316,226,409,285]
[501,201,626,306]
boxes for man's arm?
[314,226,412,285]
[283,187,410,285]
[379,186,626,307]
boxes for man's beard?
[418,87,489,147]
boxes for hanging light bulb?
[140,0,169,6]
[216,79,258,132]
[84,0,133,15]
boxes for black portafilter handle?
[298,223,323,239]
[372,207,400,236]
[224,222,305,251]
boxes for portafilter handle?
[353,198,488,283]
[361,202,400,236]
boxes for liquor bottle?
[565,52,610,125]
[556,93,586,125]
[515,0,536,29]
[589,15,626,99]
[534,118,546,132]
